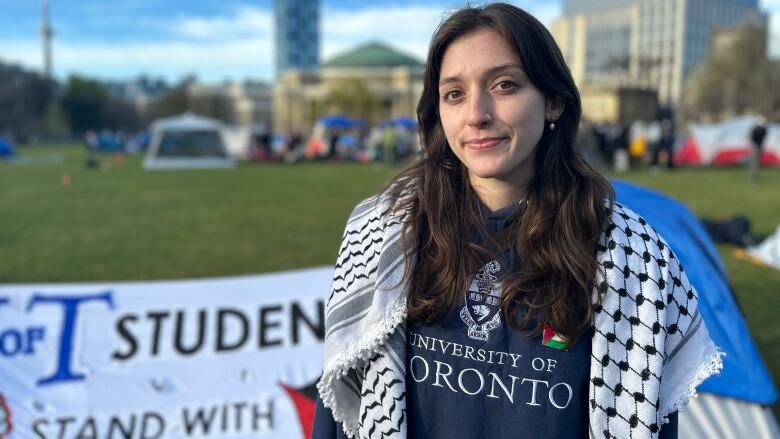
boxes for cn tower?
[40,0,53,80]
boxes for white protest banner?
[0,267,333,439]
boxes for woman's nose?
[465,91,494,128]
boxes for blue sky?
[0,0,777,84]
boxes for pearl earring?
[549,121,556,131]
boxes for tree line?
[683,22,780,122]
[0,64,236,145]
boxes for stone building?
[272,42,424,135]
[553,0,766,109]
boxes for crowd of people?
[84,129,149,155]
[80,113,773,178]
[577,117,678,173]
[294,119,420,164]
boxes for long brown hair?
[387,3,614,343]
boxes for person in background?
[650,118,676,172]
[628,119,648,165]
[382,124,398,165]
[659,118,676,169]
[594,122,611,165]
[749,115,768,182]
[313,3,721,439]
[609,122,630,173]
[365,126,384,161]
[83,129,100,169]
[326,128,342,160]
[577,117,606,171]
[645,120,661,167]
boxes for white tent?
[222,124,268,159]
[680,393,780,438]
[747,224,780,270]
[144,113,235,170]
[675,116,780,166]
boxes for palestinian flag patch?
[542,324,568,350]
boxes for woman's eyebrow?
[439,63,525,86]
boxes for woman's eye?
[496,81,516,90]
[443,90,462,101]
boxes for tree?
[43,101,70,140]
[62,75,109,135]
[149,85,190,120]
[325,78,381,124]
[189,94,234,123]
[683,22,780,121]
[0,62,52,142]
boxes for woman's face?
[438,28,556,190]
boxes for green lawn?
[2,144,779,415]
[0,145,398,282]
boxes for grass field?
[2,144,779,414]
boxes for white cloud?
[322,6,447,60]
[321,2,562,61]
[169,6,272,40]
[1,6,275,82]
[511,0,562,27]
[0,2,563,82]
[2,37,274,82]
[0,41,39,67]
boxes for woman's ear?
[545,96,565,121]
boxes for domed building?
[272,42,424,135]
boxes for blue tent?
[394,116,417,129]
[378,116,417,129]
[97,132,124,152]
[614,180,777,405]
[317,115,363,129]
[0,138,15,159]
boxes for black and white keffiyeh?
[317,193,723,439]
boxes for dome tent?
[614,180,779,437]
[144,113,235,170]
[746,224,780,270]
[675,116,780,166]
[0,137,15,160]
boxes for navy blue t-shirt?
[311,202,678,439]
[406,202,593,438]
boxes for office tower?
[275,0,320,77]
[553,0,765,106]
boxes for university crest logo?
[460,260,502,341]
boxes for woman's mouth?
[464,137,508,150]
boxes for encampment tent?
[378,116,417,129]
[675,116,780,166]
[144,113,235,170]
[0,138,15,160]
[747,225,780,270]
[317,115,361,130]
[614,181,779,437]
[222,125,269,160]
[96,130,124,153]
[304,115,364,159]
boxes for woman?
[314,3,721,438]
